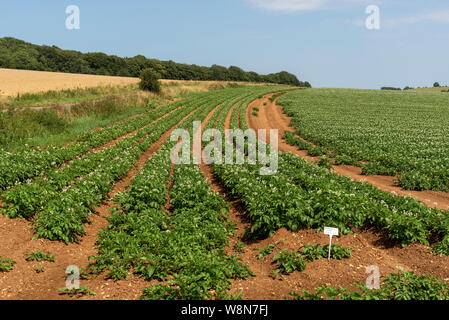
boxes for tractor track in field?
[164,104,222,214]
[0,105,201,300]
[225,92,449,299]
[248,93,449,211]
[217,98,409,299]
[2,91,449,301]
[191,93,449,300]
[195,99,409,299]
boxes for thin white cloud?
[385,11,449,27]
[247,0,378,12]
[247,0,329,12]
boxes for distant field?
[1,86,449,300]
[410,86,449,93]
[0,68,140,97]
[278,88,449,191]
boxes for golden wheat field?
[0,68,273,99]
[0,68,140,97]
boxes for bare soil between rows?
[0,105,200,300]
[225,92,449,299]
[2,93,449,300]
[246,93,449,211]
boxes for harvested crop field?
[0,68,273,98]
[0,68,140,97]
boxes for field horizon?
[1,1,449,310]
[1,81,449,302]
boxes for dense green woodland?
[0,37,310,87]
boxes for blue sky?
[1,0,448,88]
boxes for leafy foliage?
[0,256,16,272]
[300,244,352,261]
[279,89,449,192]
[233,241,247,254]
[290,272,449,300]
[0,98,183,190]
[272,249,306,276]
[88,88,297,299]
[211,89,449,254]
[381,87,401,91]
[139,68,161,93]
[26,250,55,262]
[34,266,45,273]
[0,37,307,86]
[257,244,275,259]
[314,156,333,169]
[58,286,96,296]
[431,236,449,256]
[2,89,252,242]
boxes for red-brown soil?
[0,106,200,300]
[2,93,449,301]
[204,94,449,300]
[246,93,449,211]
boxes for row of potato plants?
[211,92,449,255]
[27,90,237,242]
[206,93,449,300]
[0,93,215,219]
[2,134,145,219]
[142,94,252,299]
[282,130,359,166]
[277,89,449,192]
[290,271,449,300]
[0,98,188,190]
[90,88,263,299]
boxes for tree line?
[381,82,446,91]
[0,37,310,87]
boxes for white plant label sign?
[324,227,339,260]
